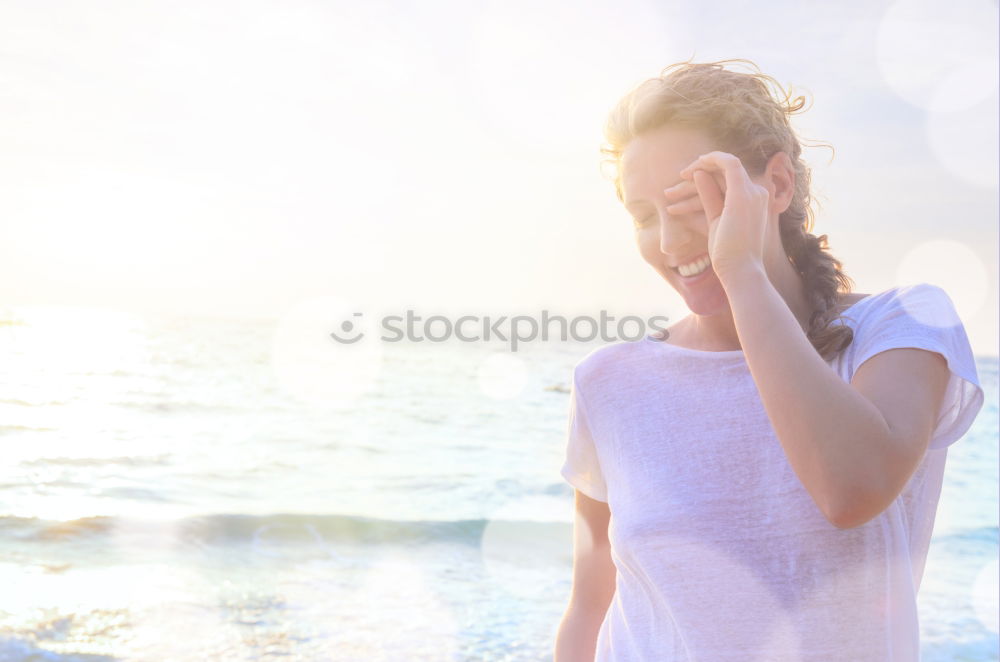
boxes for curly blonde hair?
[600,58,856,361]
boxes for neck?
[768,253,813,332]
[685,254,810,351]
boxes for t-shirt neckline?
[644,291,878,358]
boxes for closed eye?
[633,215,655,229]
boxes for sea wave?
[0,636,116,662]
[19,455,171,468]
[0,399,71,407]
[0,512,572,548]
[0,424,59,434]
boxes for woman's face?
[620,124,731,316]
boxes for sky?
[0,0,997,355]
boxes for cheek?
[635,231,673,277]
[689,215,710,235]
[635,230,660,263]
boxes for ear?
[761,151,795,216]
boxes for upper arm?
[847,346,951,520]
[568,489,616,615]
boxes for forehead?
[620,125,717,203]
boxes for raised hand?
[662,152,769,284]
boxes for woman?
[554,59,984,661]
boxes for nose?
[658,209,691,256]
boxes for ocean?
[0,305,996,661]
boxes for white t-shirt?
[560,283,984,661]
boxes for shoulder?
[872,282,951,303]
[870,282,962,328]
[841,282,975,379]
[840,283,958,324]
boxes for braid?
[779,136,856,361]
[784,227,856,361]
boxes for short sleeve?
[559,368,609,502]
[852,283,985,451]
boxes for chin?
[665,270,730,315]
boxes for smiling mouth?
[670,254,712,278]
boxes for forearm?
[554,606,604,662]
[722,266,895,526]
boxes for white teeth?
[678,256,711,277]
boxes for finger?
[662,179,699,202]
[664,194,704,216]
[680,151,753,196]
[679,151,742,178]
[678,162,726,196]
[693,169,725,221]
